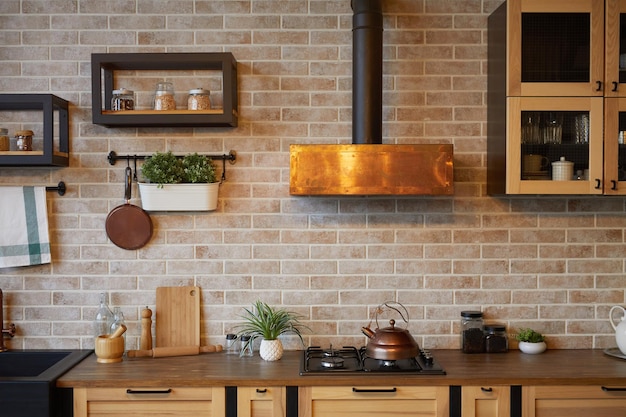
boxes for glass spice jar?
[484,323,508,353]
[225,333,238,355]
[0,128,9,151]
[14,130,34,151]
[239,334,253,357]
[461,310,484,353]
[111,88,135,111]
[153,81,176,110]
[187,88,211,110]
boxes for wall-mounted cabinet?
[91,52,238,128]
[0,94,69,167]
[488,0,626,195]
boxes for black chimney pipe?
[351,0,383,145]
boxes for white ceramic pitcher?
[609,305,626,355]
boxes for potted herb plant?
[139,151,219,211]
[236,300,309,361]
[516,328,547,354]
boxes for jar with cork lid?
[15,130,33,151]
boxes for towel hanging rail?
[45,181,66,196]
[107,150,237,181]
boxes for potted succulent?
[236,300,309,361]
[139,151,219,211]
[516,328,547,354]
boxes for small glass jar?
[0,128,8,151]
[239,335,253,357]
[225,333,238,355]
[153,81,176,110]
[111,88,134,111]
[14,130,33,151]
[461,310,484,353]
[484,323,508,353]
[187,88,211,110]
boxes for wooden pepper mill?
[140,306,152,350]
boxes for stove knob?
[423,355,434,366]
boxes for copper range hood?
[289,0,453,196]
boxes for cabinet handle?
[612,180,618,190]
[613,81,619,92]
[595,179,602,189]
[352,387,397,393]
[596,81,603,91]
[481,387,493,392]
[126,389,172,395]
[256,388,268,393]
[602,386,626,392]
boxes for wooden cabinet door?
[505,96,604,194]
[506,0,604,97]
[604,0,626,97]
[298,386,449,417]
[461,386,510,417]
[73,387,226,417]
[522,385,626,417]
[238,386,286,417]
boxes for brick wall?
[0,0,622,351]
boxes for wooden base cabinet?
[461,386,510,417]
[73,387,226,417]
[298,386,449,417]
[238,387,286,417]
[522,385,626,417]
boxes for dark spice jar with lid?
[484,323,508,353]
[461,310,484,353]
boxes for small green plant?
[236,300,310,344]
[516,328,545,343]
[141,151,217,187]
[181,153,217,183]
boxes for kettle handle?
[609,306,626,331]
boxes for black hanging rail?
[45,181,66,196]
[107,150,237,181]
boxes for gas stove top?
[300,346,446,376]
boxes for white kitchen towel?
[0,186,51,268]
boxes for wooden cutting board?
[155,286,201,347]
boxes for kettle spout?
[361,326,375,339]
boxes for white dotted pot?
[259,339,284,361]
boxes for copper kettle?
[361,301,420,360]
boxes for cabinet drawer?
[237,386,286,417]
[74,387,225,417]
[298,386,448,417]
[523,385,626,417]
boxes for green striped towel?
[0,186,51,268]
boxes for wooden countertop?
[57,349,626,388]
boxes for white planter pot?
[138,182,219,211]
[259,339,283,361]
[519,341,546,354]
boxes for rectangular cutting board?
[155,286,201,347]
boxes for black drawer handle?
[126,389,172,395]
[602,386,626,392]
[481,387,493,392]
[256,388,267,393]
[352,387,397,393]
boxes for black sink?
[0,349,92,417]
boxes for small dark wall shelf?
[0,94,69,167]
[91,52,238,128]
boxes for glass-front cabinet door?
[507,0,604,97]
[506,97,604,194]
[603,98,626,194]
[605,0,626,97]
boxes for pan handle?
[125,166,132,202]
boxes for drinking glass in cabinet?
[521,112,541,144]
[542,113,562,144]
[573,114,589,144]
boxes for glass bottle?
[239,334,253,357]
[110,306,126,349]
[93,292,113,338]
[225,333,238,355]
[461,310,484,353]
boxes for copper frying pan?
[106,166,153,250]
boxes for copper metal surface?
[289,144,454,196]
